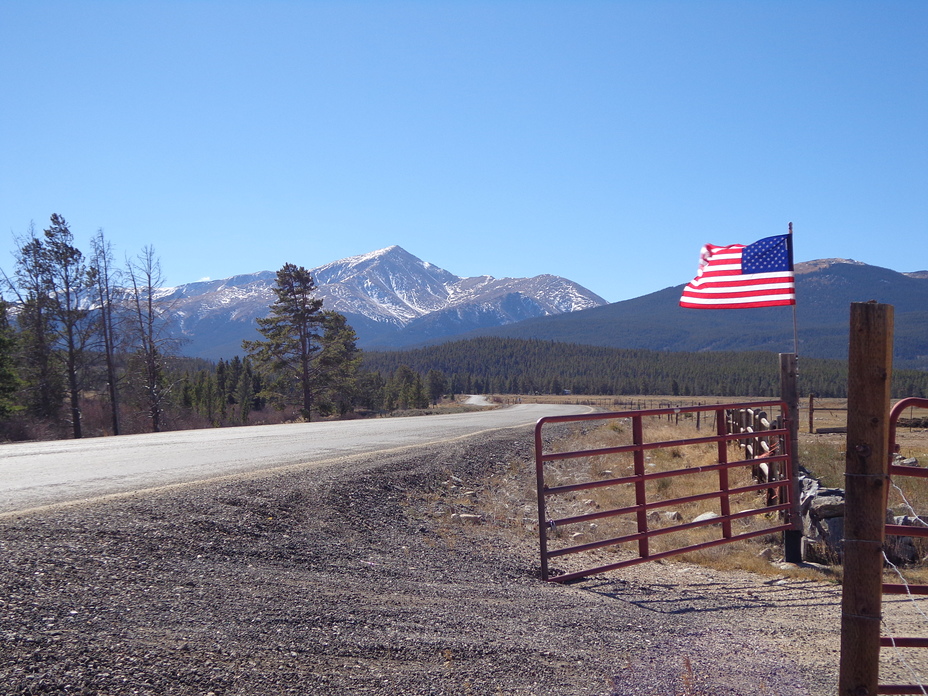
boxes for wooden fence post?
[809,393,815,434]
[780,353,803,563]
[838,301,894,696]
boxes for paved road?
[0,402,588,514]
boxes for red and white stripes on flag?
[679,234,796,309]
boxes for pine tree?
[215,358,228,421]
[226,356,244,406]
[203,373,217,425]
[42,214,93,438]
[235,366,254,424]
[5,224,63,422]
[0,297,21,420]
[426,369,447,405]
[314,310,361,416]
[242,263,324,419]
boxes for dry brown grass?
[464,396,928,581]
[493,393,918,436]
[538,415,793,574]
[493,393,771,412]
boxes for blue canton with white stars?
[741,235,792,274]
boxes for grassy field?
[492,392,928,442]
[493,392,850,433]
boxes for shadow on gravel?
[576,574,841,615]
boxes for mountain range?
[161,245,608,359]
[163,247,928,370]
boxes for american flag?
[679,234,796,309]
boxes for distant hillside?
[451,260,928,370]
[361,336,928,399]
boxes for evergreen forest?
[361,337,928,401]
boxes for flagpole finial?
[789,222,793,234]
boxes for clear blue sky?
[2,1,925,302]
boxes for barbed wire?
[891,479,928,527]
[881,549,928,695]
[880,433,928,694]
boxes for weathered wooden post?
[780,353,803,563]
[838,301,894,696]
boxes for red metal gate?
[534,401,796,583]
[878,397,928,695]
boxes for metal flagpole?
[782,221,802,563]
[789,222,799,357]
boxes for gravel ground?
[0,427,846,695]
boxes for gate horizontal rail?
[535,400,794,583]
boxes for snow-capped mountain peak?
[165,246,607,359]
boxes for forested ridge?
[362,336,928,399]
[458,263,928,371]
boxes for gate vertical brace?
[838,301,894,696]
[534,423,550,581]
[715,406,733,539]
[780,353,803,563]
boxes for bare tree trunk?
[91,231,121,436]
[301,331,312,419]
[126,247,169,433]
